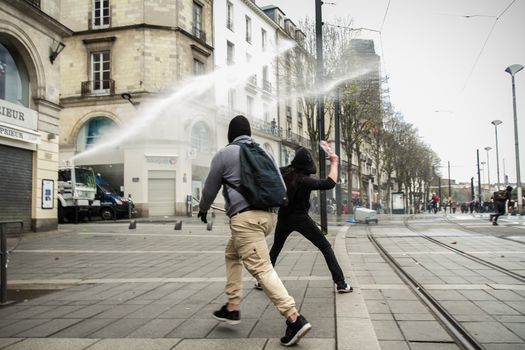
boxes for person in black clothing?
[490,186,512,226]
[258,147,352,293]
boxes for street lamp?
[315,0,327,233]
[481,161,486,185]
[505,64,523,214]
[491,119,502,188]
[484,146,492,188]
[121,92,140,108]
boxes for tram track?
[366,217,525,350]
[440,213,525,245]
[367,229,483,350]
[403,216,525,283]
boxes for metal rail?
[441,213,525,245]
[0,220,23,304]
[404,216,525,283]
[367,228,483,350]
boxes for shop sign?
[0,99,38,131]
[0,122,40,144]
[145,154,177,166]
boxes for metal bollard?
[1,223,6,304]
[0,220,23,305]
[128,194,136,230]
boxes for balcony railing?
[247,75,257,86]
[193,27,206,42]
[216,107,311,148]
[81,79,115,97]
[283,130,311,149]
[24,0,40,8]
[263,80,272,93]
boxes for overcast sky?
[258,0,525,185]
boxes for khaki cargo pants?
[225,210,297,318]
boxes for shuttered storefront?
[0,144,33,231]
[148,171,176,216]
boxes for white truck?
[57,165,99,223]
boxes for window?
[261,29,267,51]
[262,65,268,82]
[193,2,204,40]
[245,16,252,43]
[76,117,116,152]
[93,0,110,28]
[226,1,234,31]
[228,89,236,109]
[91,51,111,94]
[246,95,254,117]
[0,42,29,107]
[227,41,235,65]
[193,59,205,75]
[263,103,270,122]
[191,121,211,153]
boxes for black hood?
[291,147,317,174]
[228,115,251,143]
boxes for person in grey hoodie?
[197,115,311,347]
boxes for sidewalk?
[0,215,380,350]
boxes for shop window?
[0,42,29,107]
[76,117,117,152]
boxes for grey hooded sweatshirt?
[199,135,283,217]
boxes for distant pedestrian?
[197,115,311,346]
[490,186,512,226]
[271,118,277,134]
[259,147,353,294]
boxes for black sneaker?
[337,283,354,294]
[254,282,263,290]
[493,221,498,226]
[213,304,240,325]
[280,314,312,346]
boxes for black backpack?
[224,141,288,208]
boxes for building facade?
[58,0,214,217]
[0,0,71,231]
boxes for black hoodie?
[278,147,336,217]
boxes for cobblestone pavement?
[0,216,361,349]
[1,213,524,349]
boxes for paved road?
[0,212,524,349]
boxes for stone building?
[261,5,309,167]
[58,0,214,217]
[0,0,71,231]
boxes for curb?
[334,225,380,350]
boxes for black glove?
[197,210,208,223]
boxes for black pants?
[491,201,506,222]
[269,214,346,286]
